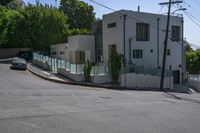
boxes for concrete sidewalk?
[27,63,194,93]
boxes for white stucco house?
[50,9,186,87]
[102,10,185,84]
[51,35,95,64]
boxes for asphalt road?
[0,63,200,133]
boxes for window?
[136,23,149,41]
[60,51,65,55]
[107,22,116,28]
[171,26,180,41]
[79,51,85,63]
[167,49,170,56]
[150,49,153,53]
[133,49,143,58]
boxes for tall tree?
[0,4,69,52]
[0,6,20,47]
[7,0,25,10]
[186,50,200,74]
[0,0,13,6]
[60,0,95,29]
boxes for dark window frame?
[133,49,143,59]
[107,22,116,28]
[171,26,180,42]
[136,23,150,41]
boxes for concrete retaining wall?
[33,60,49,70]
[57,68,85,82]
[121,73,174,89]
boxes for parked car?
[10,58,27,70]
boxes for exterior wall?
[103,12,124,64]
[51,43,69,61]
[51,35,95,64]
[68,35,95,63]
[121,73,174,89]
[0,48,32,59]
[57,68,85,82]
[102,10,184,83]
[91,75,112,84]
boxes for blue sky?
[24,0,200,47]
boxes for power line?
[88,0,165,31]
[183,11,200,28]
[148,5,165,24]
[184,11,200,23]
[183,0,200,14]
[194,0,200,7]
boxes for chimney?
[138,6,140,12]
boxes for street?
[0,63,200,133]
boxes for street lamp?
[171,7,187,15]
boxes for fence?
[33,52,108,76]
[122,64,172,77]
[33,52,172,77]
[189,74,200,81]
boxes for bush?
[108,49,122,83]
[83,60,92,82]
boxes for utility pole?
[159,0,183,90]
[123,14,127,86]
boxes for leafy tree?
[68,28,91,36]
[0,6,20,47]
[108,48,122,83]
[7,0,25,10]
[186,50,200,74]
[0,0,13,6]
[1,4,69,52]
[60,0,95,29]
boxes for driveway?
[0,64,200,133]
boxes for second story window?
[136,23,149,41]
[107,22,116,28]
[171,26,180,41]
[133,49,143,59]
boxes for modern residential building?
[51,9,186,85]
[102,10,185,84]
[51,35,95,64]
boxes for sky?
[24,0,200,47]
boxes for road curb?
[27,66,146,91]
[27,66,70,84]
[27,65,172,92]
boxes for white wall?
[51,43,69,61]
[68,35,95,63]
[121,73,174,89]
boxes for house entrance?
[173,70,180,84]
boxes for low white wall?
[57,68,85,82]
[187,79,200,92]
[91,75,112,84]
[120,73,174,90]
[33,60,49,70]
